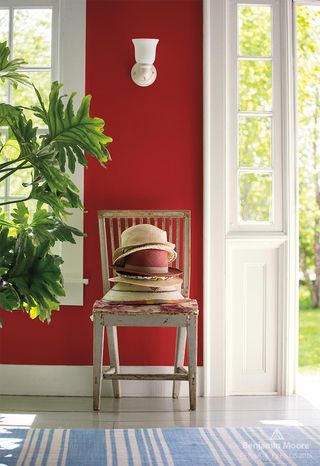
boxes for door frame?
[203,0,298,396]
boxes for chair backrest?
[98,210,191,298]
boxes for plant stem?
[0,161,28,183]
[0,164,32,172]
[0,158,22,170]
[0,196,30,207]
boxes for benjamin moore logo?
[270,429,285,441]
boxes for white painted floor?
[1,395,320,429]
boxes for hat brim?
[109,275,183,289]
[110,265,182,278]
[113,243,177,265]
[109,277,183,291]
[102,287,185,304]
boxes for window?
[0,6,53,213]
[229,0,283,231]
[0,0,86,305]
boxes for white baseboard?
[0,365,204,397]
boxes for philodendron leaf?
[0,286,21,310]
[0,103,22,127]
[11,202,29,228]
[42,82,112,172]
[30,184,81,216]
[6,233,65,318]
[2,203,83,246]
[0,228,15,272]
[30,208,83,246]
[0,41,30,88]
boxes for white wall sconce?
[131,38,159,87]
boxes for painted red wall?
[0,0,203,366]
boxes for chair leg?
[187,315,197,411]
[93,313,105,411]
[172,326,187,399]
[107,326,121,398]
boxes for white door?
[204,0,297,396]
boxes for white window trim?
[56,0,87,305]
[203,0,228,397]
[0,0,87,305]
[204,0,297,396]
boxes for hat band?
[124,264,168,274]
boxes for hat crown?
[124,249,169,274]
[120,224,168,248]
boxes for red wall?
[0,0,203,366]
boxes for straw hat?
[103,223,184,304]
[109,274,183,289]
[111,249,182,277]
[113,224,177,265]
[103,282,185,304]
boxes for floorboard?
[1,395,320,429]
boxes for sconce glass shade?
[132,38,159,64]
[131,38,159,87]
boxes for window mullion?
[238,55,272,61]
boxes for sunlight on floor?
[260,419,303,426]
[0,414,35,427]
[297,371,320,410]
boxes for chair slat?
[98,217,109,294]
[147,218,150,224]
[154,218,158,227]
[117,218,121,248]
[168,218,173,243]
[125,218,129,229]
[132,218,136,225]
[176,218,180,269]
[183,213,191,297]
[109,218,115,256]
[161,218,165,230]
[140,217,144,224]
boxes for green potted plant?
[0,41,112,326]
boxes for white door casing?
[204,0,297,396]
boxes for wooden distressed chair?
[92,210,199,411]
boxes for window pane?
[238,5,272,57]
[0,9,9,43]
[12,71,51,127]
[239,173,272,222]
[9,168,32,197]
[239,116,272,168]
[0,80,8,102]
[239,60,272,111]
[13,9,52,67]
[0,131,8,196]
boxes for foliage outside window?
[0,7,53,212]
[237,4,273,224]
[297,5,320,310]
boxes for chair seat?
[93,298,199,315]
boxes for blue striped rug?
[1,426,320,465]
